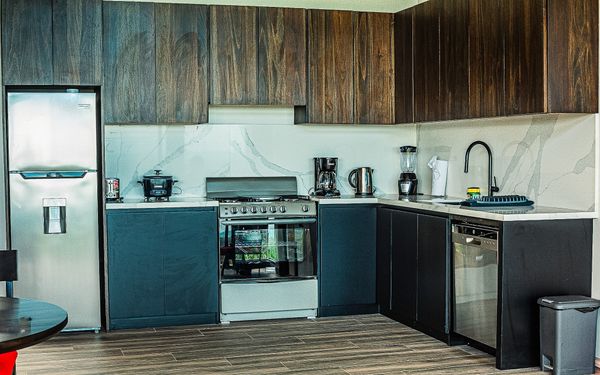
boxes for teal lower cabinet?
[107,207,218,329]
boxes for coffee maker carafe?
[399,146,418,195]
[314,157,340,196]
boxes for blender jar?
[400,146,417,173]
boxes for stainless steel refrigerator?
[7,91,101,330]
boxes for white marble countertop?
[311,195,598,222]
[106,197,219,210]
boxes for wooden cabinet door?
[108,211,165,320]
[439,0,469,121]
[416,214,449,335]
[319,205,377,311]
[503,0,546,115]
[2,0,53,85]
[547,0,599,113]
[354,12,395,124]
[376,208,392,315]
[307,10,354,124]
[155,4,208,124]
[413,1,440,122]
[164,209,218,316]
[258,7,306,105]
[391,210,418,324]
[468,0,504,118]
[394,9,414,124]
[53,0,102,85]
[210,6,258,105]
[103,2,156,124]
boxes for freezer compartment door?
[9,172,101,330]
[7,92,98,171]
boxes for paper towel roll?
[428,156,448,196]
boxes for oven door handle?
[221,218,317,226]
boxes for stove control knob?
[269,206,277,213]
[260,206,268,214]
[240,207,247,214]
[302,205,310,212]
[279,206,286,213]
[230,207,238,214]
[250,206,257,214]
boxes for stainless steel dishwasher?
[452,220,499,349]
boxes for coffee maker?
[314,157,340,196]
[399,146,418,195]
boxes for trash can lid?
[538,295,600,310]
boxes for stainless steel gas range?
[206,177,318,323]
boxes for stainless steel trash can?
[538,295,600,375]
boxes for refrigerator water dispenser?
[43,198,66,234]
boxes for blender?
[398,146,418,195]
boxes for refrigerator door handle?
[15,171,91,179]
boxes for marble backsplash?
[416,114,597,211]
[104,107,417,198]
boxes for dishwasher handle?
[452,232,498,251]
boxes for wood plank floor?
[16,314,545,374]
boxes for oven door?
[219,218,317,282]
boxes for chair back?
[0,250,17,282]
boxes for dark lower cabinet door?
[390,210,418,324]
[376,208,392,315]
[319,205,377,314]
[108,211,165,319]
[163,209,217,316]
[416,214,449,336]
[103,2,156,124]
[53,0,103,85]
[2,0,53,85]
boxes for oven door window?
[220,223,316,281]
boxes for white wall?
[105,107,416,198]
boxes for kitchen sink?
[416,198,463,205]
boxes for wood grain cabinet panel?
[2,0,53,85]
[307,10,355,124]
[210,6,258,105]
[258,7,306,106]
[354,12,395,124]
[503,0,546,115]
[53,0,103,85]
[413,1,440,123]
[394,10,414,124]
[547,0,598,113]
[103,2,156,124]
[155,4,208,124]
[468,0,504,118]
[439,0,469,121]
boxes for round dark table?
[0,297,67,354]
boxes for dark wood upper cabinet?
[354,12,395,124]
[103,2,156,124]
[439,0,469,121]
[258,7,307,106]
[503,0,546,115]
[2,0,53,85]
[307,10,355,124]
[547,0,598,113]
[394,9,414,124]
[53,0,103,85]
[210,6,258,105]
[155,4,209,124]
[413,1,440,123]
[468,0,504,118]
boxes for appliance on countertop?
[399,146,418,195]
[138,170,177,201]
[313,157,340,197]
[105,177,121,202]
[206,176,318,323]
[452,218,499,351]
[7,90,101,331]
[348,167,375,196]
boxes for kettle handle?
[348,169,357,188]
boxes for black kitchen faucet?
[464,141,500,196]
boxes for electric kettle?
[348,167,375,196]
